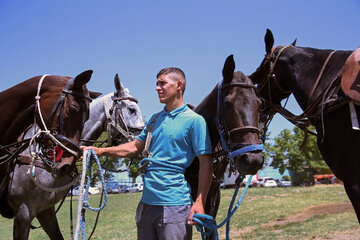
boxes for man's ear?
[177,80,183,90]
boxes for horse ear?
[265,29,274,55]
[73,70,93,88]
[222,54,235,83]
[291,38,297,46]
[89,91,102,99]
[114,74,124,93]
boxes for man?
[81,67,213,240]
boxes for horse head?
[218,55,264,175]
[107,74,145,145]
[36,70,96,177]
[250,29,297,125]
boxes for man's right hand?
[80,146,102,156]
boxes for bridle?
[255,45,342,146]
[30,75,92,168]
[257,45,293,102]
[216,80,263,167]
[255,45,298,139]
[103,94,143,146]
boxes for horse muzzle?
[234,151,264,175]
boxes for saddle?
[341,46,360,102]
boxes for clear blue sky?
[1,0,360,139]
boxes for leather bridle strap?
[220,82,256,90]
[112,96,138,103]
[308,51,335,105]
[103,98,133,144]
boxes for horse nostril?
[235,154,250,172]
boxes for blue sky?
[1,0,360,140]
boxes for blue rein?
[193,175,253,240]
[216,80,263,158]
[192,81,263,239]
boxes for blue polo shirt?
[137,104,212,206]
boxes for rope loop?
[193,175,253,240]
[74,150,108,240]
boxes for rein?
[28,75,91,192]
[193,80,263,239]
[259,45,346,146]
[193,175,253,240]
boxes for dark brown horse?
[186,55,264,238]
[250,29,360,222]
[0,71,97,239]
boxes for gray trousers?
[135,202,193,240]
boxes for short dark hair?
[157,67,186,94]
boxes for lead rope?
[193,175,253,240]
[74,150,108,240]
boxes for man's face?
[156,74,180,103]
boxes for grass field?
[0,185,359,239]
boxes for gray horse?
[6,74,144,240]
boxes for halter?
[30,75,92,169]
[103,95,141,145]
[216,80,263,166]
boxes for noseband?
[32,75,92,167]
[216,81,263,161]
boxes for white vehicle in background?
[257,177,277,188]
[127,183,143,193]
[221,167,258,188]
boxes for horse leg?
[204,182,221,240]
[13,203,32,240]
[36,206,64,240]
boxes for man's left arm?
[187,154,213,225]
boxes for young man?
[81,67,213,240]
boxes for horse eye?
[259,99,266,111]
[224,100,233,109]
[129,107,136,115]
[69,106,78,114]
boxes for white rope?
[74,150,89,240]
[33,74,79,156]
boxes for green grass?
[0,185,359,239]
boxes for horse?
[185,55,264,238]
[81,74,145,147]
[0,71,97,240]
[5,74,144,240]
[250,28,360,223]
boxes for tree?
[264,126,331,185]
[121,158,143,183]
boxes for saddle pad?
[341,46,360,101]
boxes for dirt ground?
[231,201,360,239]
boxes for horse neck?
[280,47,352,110]
[81,93,111,145]
[0,78,43,145]
[195,85,219,148]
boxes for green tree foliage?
[122,158,143,183]
[264,126,331,185]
